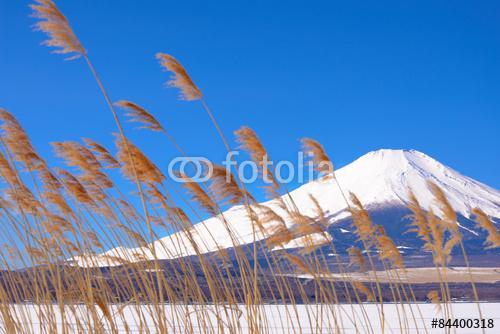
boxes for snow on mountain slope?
[291,149,499,220]
[71,149,500,267]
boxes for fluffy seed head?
[472,208,500,249]
[209,165,245,205]
[156,53,202,101]
[283,253,311,274]
[301,138,334,174]
[353,281,375,302]
[83,138,120,169]
[428,181,459,236]
[57,169,94,205]
[349,193,376,245]
[407,190,432,250]
[234,126,268,167]
[176,172,218,216]
[348,247,366,272]
[115,136,163,184]
[376,233,404,268]
[30,0,85,59]
[114,100,164,132]
[427,290,441,313]
[0,109,43,171]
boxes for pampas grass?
[301,138,334,174]
[114,100,164,132]
[30,0,86,59]
[427,290,441,313]
[156,53,202,101]
[473,208,500,248]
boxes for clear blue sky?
[1,0,499,193]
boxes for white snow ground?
[4,303,499,333]
[292,267,500,283]
[72,149,500,267]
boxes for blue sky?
[1,0,499,195]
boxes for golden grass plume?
[209,165,246,205]
[349,193,376,244]
[427,290,442,313]
[348,247,366,272]
[176,172,218,216]
[156,53,202,101]
[114,100,164,132]
[472,208,500,249]
[300,138,334,174]
[30,0,85,59]
[115,136,163,184]
[82,138,120,169]
[353,281,375,302]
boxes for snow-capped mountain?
[73,149,500,267]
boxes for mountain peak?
[355,148,437,168]
[332,148,498,215]
[365,148,416,155]
[297,147,498,220]
[343,148,454,183]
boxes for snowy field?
[293,267,500,283]
[3,302,498,333]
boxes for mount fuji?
[73,149,500,267]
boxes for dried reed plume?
[43,190,73,217]
[115,136,163,184]
[353,281,375,302]
[0,152,20,186]
[234,127,268,169]
[298,194,333,254]
[6,184,41,214]
[252,204,290,244]
[308,194,328,227]
[428,181,459,236]
[167,207,193,231]
[30,0,85,59]
[407,190,432,252]
[156,53,202,101]
[376,233,404,269]
[52,141,113,188]
[82,138,120,169]
[427,209,449,266]
[0,108,43,171]
[472,208,500,249]
[290,211,329,254]
[56,169,94,206]
[38,168,62,192]
[266,225,293,248]
[85,230,103,249]
[114,100,164,132]
[349,193,376,245]
[348,247,366,272]
[176,172,218,216]
[209,165,246,205]
[256,204,286,227]
[283,253,311,275]
[301,138,334,174]
[42,213,74,236]
[427,290,441,313]
[429,181,483,318]
[119,225,147,247]
[235,126,294,207]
